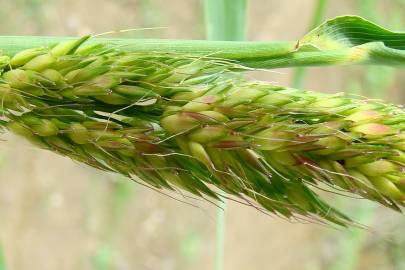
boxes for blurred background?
[0,0,405,269]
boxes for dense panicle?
[0,38,404,226]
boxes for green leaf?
[307,16,404,65]
[302,16,404,51]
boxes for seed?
[3,69,35,89]
[10,48,45,67]
[351,123,394,137]
[23,53,55,72]
[357,160,397,176]
[188,125,228,144]
[161,113,200,134]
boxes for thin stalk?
[328,203,376,270]
[92,178,134,270]
[204,0,247,41]
[0,244,6,270]
[1,15,404,69]
[0,36,292,59]
[135,0,164,39]
[292,0,328,88]
[215,207,226,270]
[25,0,45,34]
[204,1,248,270]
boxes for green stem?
[0,36,292,62]
[0,244,6,270]
[308,0,329,29]
[215,205,226,270]
[0,39,371,69]
[292,0,328,88]
[328,203,376,270]
[204,0,247,41]
[1,16,404,69]
[204,1,247,270]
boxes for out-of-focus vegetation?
[0,1,404,270]
[0,244,6,270]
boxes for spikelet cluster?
[1,37,404,225]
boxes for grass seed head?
[1,38,404,226]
